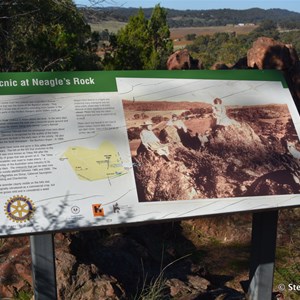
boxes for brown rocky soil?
[0,209,299,299]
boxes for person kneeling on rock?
[140,120,170,161]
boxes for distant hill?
[80,7,300,28]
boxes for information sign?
[0,70,299,236]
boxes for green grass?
[134,273,169,300]
[274,264,300,300]
[14,290,33,300]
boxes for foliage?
[0,0,101,71]
[81,7,300,29]
[108,9,150,70]
[185,33,197,41]
[14,290,33,300]
[186,20,292,69]
[187,32,251,68]
[134,273,168,300]
[105,5,173,70]
[249,20,280,39]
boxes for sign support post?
[30,234,58,300]
[247,210,279,300]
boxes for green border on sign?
[0,70,288,95]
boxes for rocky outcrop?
[247,37,298,70]
[55,225,247,300]
[211,62,230,70]
[289,61,300,105]
[247,37,300,107]
[167,49,203,70]
[0,237,32,298]
[133,116,300,202]
[55,232,126,300]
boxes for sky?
[74,0,300,13]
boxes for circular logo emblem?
[5,195,35,223]
[71,206,80,214]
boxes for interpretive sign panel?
[0,70,299,236]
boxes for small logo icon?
[277,283,285,291]
[113,203,120,213]
[92,204,104,217]
[71,206,80,214]
[5,195,35,223]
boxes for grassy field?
[171,24,258,49]
[90,21,258,50]
[170,24,257,39]
[90,21,257,37]
[90,21,127,33]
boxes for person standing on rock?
[140,120,170,161]
[212,98,240,130]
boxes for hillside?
[80,7,300,28]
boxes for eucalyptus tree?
[107,4,173,70]
[0,0,101,71]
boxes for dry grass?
[89,21,258,51]
[170,24,258,49]
[90,21,127,33]
[170,24,258,40]
[89,22,257,48]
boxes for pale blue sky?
[74,0,300,13]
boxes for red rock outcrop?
[248,37,300,108]
[247,36,298,70]
[167,49,202,70]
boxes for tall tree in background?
[147,4,173,69]
[0,0,101,71]
[106,4,173,70]
[110,9,150,70]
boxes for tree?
[250,20,280,40]
[111,9,150,70]
[146,4,173,69]
[187,32,250,69]
[0,0,101,71]
[185,33,197,41]
[106,4,173,70]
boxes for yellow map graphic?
[63,141,127,181]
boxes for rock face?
[54,225,247,300]
[133,116,300,202]
[289,61,300,106]
[55,232,126,300]
[0,237,32,298]
[246,36,300,109]
[247,37,298,70]
[167,49,202,70]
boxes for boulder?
[0,237,32,298]
[247,37,300,107]
[167,49,202,70]
[55,233,126,300]
[247,37,298,70]
[289,61,300,105]
[211,62,229,70]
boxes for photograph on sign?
[118,77,300,204]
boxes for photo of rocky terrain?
[123,99,300,202]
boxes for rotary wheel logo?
[5,195,35,223]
